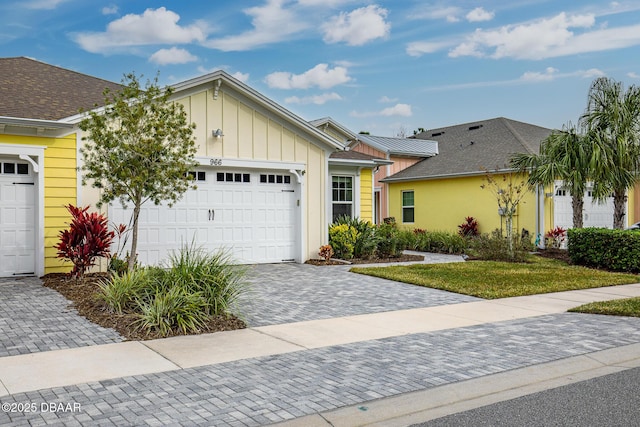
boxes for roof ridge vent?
[431,131,444,137]
[468,124,483,131]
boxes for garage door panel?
[110,168,297,265]
[0,165,36,276]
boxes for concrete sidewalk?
[1,283,639,399]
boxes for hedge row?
[568,228,640,273]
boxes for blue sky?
[2,0,640,136]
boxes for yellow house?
[0,57,121,277]
[384,117,638,241]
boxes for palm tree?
[580,77,640,229]
[511,123,591,228]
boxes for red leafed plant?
[318,244,334,262]
[54,205,115,280]
[545,226,567,249]
[458,216,479,237]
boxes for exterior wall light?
[212,129,224,138]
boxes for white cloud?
[231,72,250,83]
[410,6,461,22]
[73,7,208,53]
[466,7,494,22]
[322,5,390,46]
[205,0,307,51]
[406,40,455,57]
[351,103,412,118]
[581,68,606,78]
[378,96,398,103]
[195,66,250,82]
[265,64,352,89]
[285,92,343,105]
[149,47,198,65]
[449,12,595,59]
[520,67,559,82]
[628,72,640,79]
[102,5,118,15]
[297,0,354,5]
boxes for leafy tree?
[580,77,640,229]
[79,73,198,270]
[511,123,591,228]
[481,170,528,257]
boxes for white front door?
[109,168,298,265]
[0,159,36,277]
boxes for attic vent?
[468,124,483,131]
[431,131,444,137]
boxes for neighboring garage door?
[0,158,36,277]
[553,181,616,229]
[109,168,298,265]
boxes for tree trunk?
[128,202,141,271]
[571,194,584,228]
[612,189,627,229]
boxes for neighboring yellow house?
[0,57,121,277]
[384,117,638,242]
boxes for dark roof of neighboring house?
[0,57,122,120]
[383,117,552,182]
[355,134,438,157]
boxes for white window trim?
[331,174,356,221]
[402,190,415,224]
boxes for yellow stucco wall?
[388,174,538,236]
[0,133,77,273]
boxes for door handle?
[208,209,215,221]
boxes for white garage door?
[109,168,298,265]
[0,159,36,277]
[553,181,616,229]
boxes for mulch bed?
[42,273,246,341]
[305,253,425,266]
[534,248,571,263]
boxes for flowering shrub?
[328,224,358,259]
[545,226,567,249]
[54,205,115,280]
[458,216,479,237]
[318,244,334,262]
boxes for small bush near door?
[97,243,248,337]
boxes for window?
[332,176,353,221]
[259,174,291,184]
[186,171,206,181]
[216,172,250,183]
[402,191,414,223]
[2,163,29,175]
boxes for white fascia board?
[381,168,515,183]
[0,116,74,129]
[195,157,305,171]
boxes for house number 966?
[209,158,223,166]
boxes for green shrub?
[376,222,404,257]
[469,229,531,262]
[97,268,154,314]
[568,228,640,272]
[97,242,248,337]
[135,287,209,336]
[329,223,358,259]
[333,216,378,259]
[402,228,468,254]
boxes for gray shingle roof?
[383,117,552,181]
[0,57,122,120]
[355,134,438,157]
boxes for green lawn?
[350,257,640,299]
[569,297,640,317]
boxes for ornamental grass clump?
[97,243,248,337]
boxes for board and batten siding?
[1,133,78,273]
[175,87,329,260]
